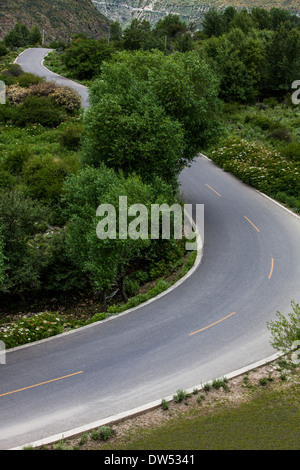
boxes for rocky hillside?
[92,0,300,29]
[0,0,110,43]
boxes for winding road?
[0,48,300,450]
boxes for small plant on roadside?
[203,382,212,392]
[161,398,169,411]
[259,377,268,386]
[197,394,205,405]
[173,389,187,403]
[212,377,229,391]
[91,425,113,441]
[79,432,88,446]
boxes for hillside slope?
[92,0,300,28]
[0,0,110,43]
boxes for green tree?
[148,51,221,160]
[202,28,266,103]
[123,19,153,51]
[4,22,30,47]
[0,189,48,294]
[250,7,272,30]
[201,8,225,37]
[267,301,300,360]
[175,32,194,52]
[84,49,221,181]
[154,14,187,39]
[110,21,123,41]
[29,26,42,45]
[63,38,114,79]
[0,228,7,290]
[82,57,186,188]
[229,9,257,34]
[269,7,292,30]
[62,165,178,306]
[264,24,300,96]
[0,42,8,57]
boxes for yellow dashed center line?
[189,312,236,336]
[244,216,260,232]
[0,371,83,398]
[205,184,222,197]
[268,258,274,279]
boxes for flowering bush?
[29,81,81,112]
[6,84,29,104]
[209,138,300,203]
[0,311,85,349]
[50,86,81,113]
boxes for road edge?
[10,352,282,450]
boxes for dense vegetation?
[0,6,299,346]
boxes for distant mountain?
[0,0,111,43]
[92,0,300,29]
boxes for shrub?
[249,114,275,130]
[16,72,43,88]
[13,95,65,127]
[59,123,84,150]
[279,141,300,161]
[6,84,29,104]
[29,81,59,97]
[0,188,49,295]
[0,170,16,189]
[1,146,32,175]
[268,127,293,142]
[173,389,187,403]
[1,63,23,78]
[0,101,17,123]
[22,153,79,203]
[0,43,8,57]
[161,398,169,410]
[0,311,86,348]
[91,426,113,441]
[208,137,300,202]
[212,377,229,390]
[50,86,81,112]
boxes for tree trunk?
[102,289,107,312]
[119,277,128,304]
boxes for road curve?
[15,48,90,108]
[0,48,300,449]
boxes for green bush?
[0,101,17,123]
[0,169,16,189]
[16,72,43,88]
[268,127,293,142]
[6,84,30,105]
[0,43,8,57]
[1,63,23,78]
[13,95,66,128]
[22,153,79,203]
[91,426,113,441]
[248,114,275,130]
[0,311,86,349]
[50,86,81,113]
[0,146,32,175]
[0,188,49,295]
[278,141,300,161]
[208,137,300,203]
[59,123,84,150]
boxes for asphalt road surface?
[0,48,299,449]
